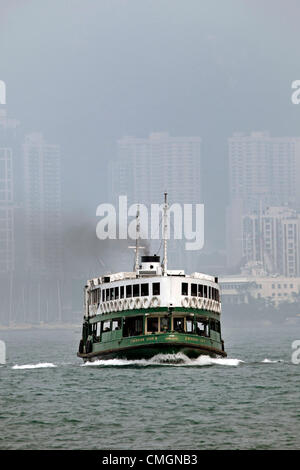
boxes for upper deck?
[85,256,221,318]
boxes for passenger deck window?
[102,320,111,332]
[124,316,143,337]
[102,289,105,302]
[141,283,149,296]
[210,320,220,333]
[133,284,140,297]
[191,283,197,296]
[152,283,160,295]
[174,317,184,333]
[115,287,119,300]
[110,288,115,300]
[181,282,188,296]
[160,317,169,332]
[204,286,207,298]
[126,285,132,298]
[106,288,110,301]
[186,318,193,333]
[198,285,203,297]
[112,319,122,331]
[196,319,209,337]
[91,290,97,304]
[147,317,158,333]
[120,286,124,299]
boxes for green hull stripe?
[78,332,226,359]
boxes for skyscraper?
[111,132,202,271]
[23,133,62,276]
[242,207,300,277]
[226,131,300,270]
[0,109,20,273]
[114,132,202,204]
[0,147,14,272]
[228,132,300,212]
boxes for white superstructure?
[85,254,221,318]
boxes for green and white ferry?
[77,195,226,361]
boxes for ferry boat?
[77,195,226,361]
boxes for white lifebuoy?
[129,298,135,310]
[182,297,189,308]
[135,298,142,309]
[113,300,118,311]
[190,297,197,308]
[118,300,123,311]
[143,298,150,309]
[197,298,202,309]
[123,299,128,310]
[151,297,160,308]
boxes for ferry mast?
[134,204,140,273]
[163,192,168,276]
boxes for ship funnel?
[139,255,162,277]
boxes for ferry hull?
[77,333,226,362]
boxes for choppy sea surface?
[0,325,299,449]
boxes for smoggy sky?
[1,0,300,252]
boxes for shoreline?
[0,323,81,331]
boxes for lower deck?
[78,309,226,360]
[78,332,226,360]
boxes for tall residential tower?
[111,132,202,271]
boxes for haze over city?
[1,0,300,324]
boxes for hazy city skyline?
[1,1,300,247]
[1,0,300,323]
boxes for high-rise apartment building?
[0,147,14,272]
[228,132,300,212]
[111,132,202,270]
[23,133,62,275]
[114,132,201,204]
[226,131,300,270]
[242,207,300,277]
[0,109,19,273]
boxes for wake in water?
[261,358,284,363]
[81,353,244,368]
[9,356,285,370]
[12,363,57,370]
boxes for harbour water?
[0,324,299,449]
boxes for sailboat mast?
[163,192,168,276]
